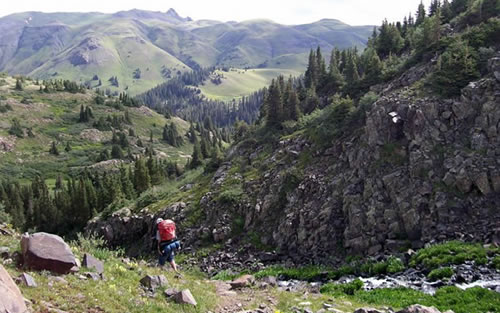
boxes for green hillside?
[198,68,301,101]
[0,75,192,182]
[0,10,373,96]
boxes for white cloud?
[0,0,432,25]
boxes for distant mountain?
[0,9,373,95]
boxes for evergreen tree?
[49,141,59,156]
[416,1,427,26]
[441,0,453,22]
[65,141,72,152]
[303,86,320,114]
[8,185,25,230]
[111,145,124,159]
[15,79,23,91]
[134,158,151,193]
[189,140,203,169]
[429,0,441,16]
[324,49,345,94]
[304,49,318,89]
[200,137,210,159]
[376,20,404,58]
[344,52,360,88]
[430,39,479,97]
[265,79,283,127]
[120,166,135,199]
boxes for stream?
[276,262,500,295]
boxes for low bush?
[427,267,454,281]
[320,279,364,295]
[410,241,487,270]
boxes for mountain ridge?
[0,9,373,95]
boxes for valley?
[0,0,500,312]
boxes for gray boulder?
[0,264,28,313]
[21,232,77,274]
[140,275,167,290]
[173,289,197,306]
[18,273,37,287]
[82,253,104,274]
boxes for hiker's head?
[156,218,164,225]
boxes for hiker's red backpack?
[158,219,176,241]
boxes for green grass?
[0,78,192,181]
[410,241,488,270]
[353,287,500,313]
[198,68,300,101]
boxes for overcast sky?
[0,0,432,26]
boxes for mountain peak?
[166,8,192,22]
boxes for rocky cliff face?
[87,53,500,264]
[195,53,500,261]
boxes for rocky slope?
[88,52,500,266]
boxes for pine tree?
[324,49,345,94]
[189,140,203,169]
[265,79,283,127]
[65,141,72,152]
[416,1,427,26]
[49,141,59,156]
[8,185,25,230]
[429,0,441,16]
[15,79,23,91]
[134,158,151,193]
[344,52,360,88]
[376,20,404,58]
[200,136,210,159]
[120,166,135,199]
[430,39,479,97]
[111,145,124,159]
[441,0,452,22]
[304,49,318,89]
[188,123,197,143]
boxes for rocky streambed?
[276,262,500,295]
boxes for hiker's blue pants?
[159,240,180,265]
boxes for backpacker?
[158,219,176,242]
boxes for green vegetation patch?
[410,241,488,270]
[427,267,455,281]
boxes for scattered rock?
[230,274,255,289]
[0,247,9,259]
[173,289,197,306]
[396,304,451,313]
[84,272,101,281]
[0,264,28,313]
[354,308,386,313]
[164,288,180,297]
[140,275,168,290]
[82,253,104,274]
[21,232,77,274]
[18,273,37,287]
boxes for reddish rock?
[21,232,77,274]
[0,264,28,313]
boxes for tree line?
[258,0,499,129]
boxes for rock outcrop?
[21,232,77,274]
[87,54,500,265]
[0,264,28,313]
